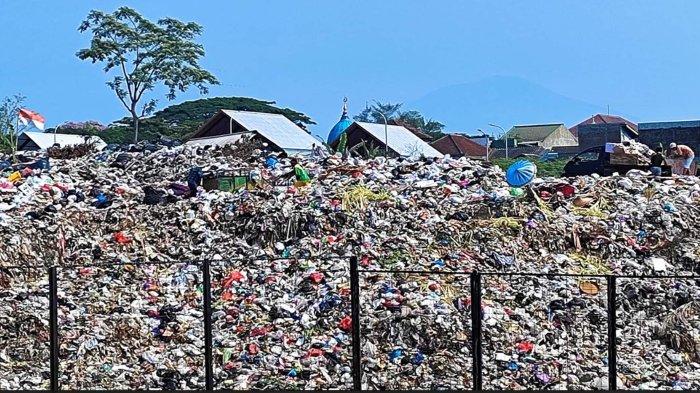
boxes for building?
[430,134,487,158]
[17,132,106,151]
[506,123,577,149]
[638,120,700,155]
[327,98,353,145]
[569,114,638,139]
[462,135,490,147]
[575,123,638,151]
[188,109,321,155]
[334,121,442,158]
[489,145,546,159]
[387,119,433,142]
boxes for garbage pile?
[1,141,700,390]
[608,140,655,165]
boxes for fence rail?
[0,258,698,391]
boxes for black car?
[563,145,672,177]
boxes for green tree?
[354,102,403,123]
[76,7,219,143]
[397,111,446,140]
[0,94,25,158]
[354,102,446,141]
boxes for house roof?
[192,110,321,155]
[185,133,253,147]
[388,119,433,141]
[431,134,487,157]
[347,122,443,158]
[507,124,565,143]
[569,114,638,137]
[638,120,700,130]
[18,132,106,150]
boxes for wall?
[542,126,578,149]
[639,126,700,155]
[577,124,628,151]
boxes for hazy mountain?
[409,76,609,134]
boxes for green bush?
[492,157,569,178]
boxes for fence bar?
[359,269,473,275]
[202,260,214,390]
[607,275,617,390]
[48,266,59,391]
[350,256,362,391]
[470,272,483,391]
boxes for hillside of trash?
[0,142,699,390]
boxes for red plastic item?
[339,315,352,332]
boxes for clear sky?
[2,0,700,138]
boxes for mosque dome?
[327,97,353,144]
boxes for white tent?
[17,132,107,151]
[349,122,443,158]
[189,110,322,155]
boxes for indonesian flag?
[18,108,45,131]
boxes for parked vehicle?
[563,145,671,177]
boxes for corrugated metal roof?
[507,124,565,142]
[19,132,106,150]
[185,133,252,147]
[352,122,443,158]
[222,110,320,153]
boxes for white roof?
[185,133,252,147]
[353,122,443,158]
[222,110,320,154]
[19,132,106,150]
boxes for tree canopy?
[49,96,316,144]
[353,101,446,141]
[76,6,218,142]
[354,102,403,123]
[0,95,25,156]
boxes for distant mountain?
[409,76,607,134]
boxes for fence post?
[202,260,214,390]
[48,266,59,391]
[607,275,617,390]
[349,256,362,391]
[470,271,482,391]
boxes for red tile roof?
[431,134,487,157]
[569,114,637,138]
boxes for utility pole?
[373,100,389,156]
[489,123,507,159]
[477,128,489,161]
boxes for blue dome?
[327,98,352,144]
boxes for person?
[649,147,665,176]
[669,142,695,175]
[285,158,311,185]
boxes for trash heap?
[1,141,700,390]
[608,140,655,165]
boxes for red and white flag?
[18,108,45,130]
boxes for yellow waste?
[7,171,21,183]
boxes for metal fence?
[0,257,698,390]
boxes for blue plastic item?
[506,160,537,187]
[265,155,279,169]
[411,352,425,365]
[388,349,403,361]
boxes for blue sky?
[2,0,700,138]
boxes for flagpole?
[14,114,20,159]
